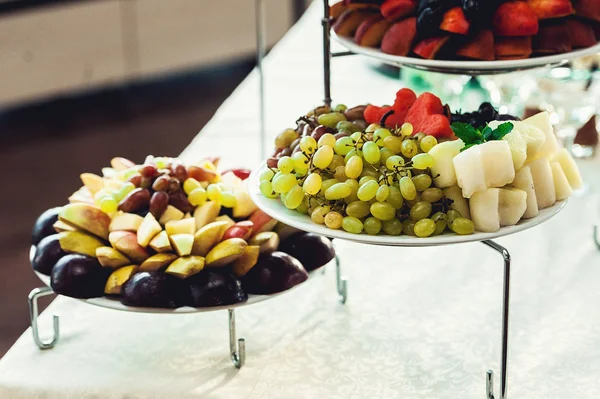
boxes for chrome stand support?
[28,287,59,349]
[335,254,347,304]
[482,240,511,399]
[255,0,267,160]
[594,225,600,249]
[228,309,246,369]
[321,0,332,107]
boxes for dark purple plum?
[121,272,189,308]
[32,207,61,245]
[187,271,247,307]
[51,254,110,298]
[32,234,65,276]
[242,251,308,295]
[278,233,335,271]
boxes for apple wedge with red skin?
[567,19,597,48]
[440,7,469,35]
[109,231,151,264]
[222,221,254,240]
[354,14,392,47]
[495,36,533,59]
[527,0,572,19]
[456,30,496,61]
[413,36,450,59]
[249,209,277,235]
[493,1,539,37]
[221,168,251,181]
[381,17,417,56]
[333,9,378,37]
[381,0,416,21]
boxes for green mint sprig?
[451,122,514,152]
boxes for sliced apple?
[96,246,131,269]
[59,203,111,239]
[139,253,178,272]
[429,139,464,188]
[511,166,538,218]
[205,238,247,268]
[137,213,162,247]
[232,189,258,218]
[165,218,196,236]
[528,158,556,209]
[551,148,583,190]
[158,205,184,225]
[222,221,254,240]
[551,161,573,200]
[110,157,135,171]
[215,215,235,230]
[523,111,559,160]
[193,201,221,230]
[149,230,173,253]
[104,265,138,295]
[109,231,151,264]
[191,221,230,256]
[498,188,527,226]
[53,220,77,233]
[109,212,144,232]
[170,234,194,256]
[232,245,261,277]
[442,186,471,219]
[249,209,278,235]
[165,256,205,279]
[248,231,280,253]
[58,231,105,257]
[80,173,104,195]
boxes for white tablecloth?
[2,3,600,398]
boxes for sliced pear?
[215,215,236,230]
[551,148,583,190]
[170,234,194,256]
[523,111,558,160]
[137,213,162,247]
[58,231,105,257]
[104,265,138,295]
[109,213,144,232]
[165,256,205,278]
[205,238,247,267]
[498,188,527,226]
[232,245,260,277]
[149,230,172,253]
[139,253,178,272]
[442,186,470,219]
[80,173,104,195]
[528,158,556,209]
[59,203,111,239]
[511,166,538,219]
[108,231,151,263]
[158,205,184,225]
[191,221,229,256]
[429,139,464,188]
[470,189,501,233]
[232,189,257,218]
[53,220,77,233]
[96,246,131,268]
[550,162,573,201]
[165,218,196,237]
[194,201,221,230]
[248,231,280,253]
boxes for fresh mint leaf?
[451,122,483,145]
[490,122,514,140]
[481,126,493,141]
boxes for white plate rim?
[333,32,600,74]
[31,247,330,314]
[249,163,568,247]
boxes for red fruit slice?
[364,105,393,125]
[456,30,495,61]
[575,0,600,22]
[354,14,393,47]
[527,0,573,19]
[533,21,572,53]
[363,88,417,128]
[404,93,452,138]
[381,17,418,56]
[567,19,597,48]
[413,36,450,59]
[493,1,539,36]
[381,0,417,21]
[440,7,470,35]
[495,36,533,59]
[333,9,377,37]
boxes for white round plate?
[30,247,330,314]
[333,32,600,75]
[249,163,568,247]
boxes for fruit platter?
[30,156,336,311]
[330,0,600,73]
[250,88,580,246]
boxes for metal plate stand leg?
[335,254,348,304]
[482,240,511,399]
[28,287,59,349]
[594,225,600,249]
[228,309,246,368]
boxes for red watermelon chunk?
[404,92,453,138]
[364,88,417,128]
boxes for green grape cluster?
[261,116,475,238]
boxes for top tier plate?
[333,32,600,75]
[249,163,568,247]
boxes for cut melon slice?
[511,166,538,218]
[498,188,527,226]
[522,112,558,160]
[501,131,527,171]
[470,188,500,232]
[442,186,471,219]
[514,121,546,158]
[429,139,464,188]
[528,158,556,209]
[550,161,573,200]
[552,148,583,190]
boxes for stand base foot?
[28,286,59,349]
[228,309,246,368]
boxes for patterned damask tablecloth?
[1,2,600,398]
